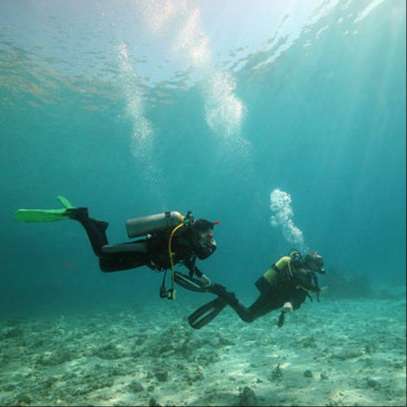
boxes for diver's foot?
[66,207,89,221]
[210,284,238,305]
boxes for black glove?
[277,311,285,328]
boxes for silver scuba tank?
[126,211,184,238]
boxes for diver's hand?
[278,302,293,328]
[197,274,211,288]
[282,302,293,313]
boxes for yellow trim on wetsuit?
[263,256,292,284]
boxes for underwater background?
[0,1,405,406]
[1,0,405,316]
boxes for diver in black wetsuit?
[67,208,213,272]
[16,196,218,299]
[67,207,219,297]
[188,251,326,329]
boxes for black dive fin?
[188,297,227,329]
[174,272,208,293]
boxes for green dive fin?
[15,195,74,223]
[57,195,74,209]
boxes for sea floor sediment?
[1,297,405,406]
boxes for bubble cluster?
[270,189,306,250]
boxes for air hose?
[160,222,185,300]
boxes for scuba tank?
[126,211,184,238]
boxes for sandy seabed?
[0,296,405,406]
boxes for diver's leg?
[186,283,235,329]
[188,283,257,327]
[69,208,151,272]
[210,283,277,323]
[208,284,256,323]
[245,277,278,321]
[99,252,147,272]
[188,284,255,327]
[244,294,275,321]
[66,207,109,256]
[227,299,256,322]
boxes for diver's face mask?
[198,229,216,249]
[310,261,325,274]
[305,252,325,274]
[189,218,218,259]
[195,228,216,258]
[190,227,216,259]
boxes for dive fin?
[188,297,227,329]
[174,272,209,293]
[57,195,74,209]
[15,195,75,223]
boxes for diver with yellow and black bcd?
[188,250,326,329]
[16,196,219,299]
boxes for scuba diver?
[188,250,326,329]
[16,196,219,299]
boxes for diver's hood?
[192,218,219,231]
[190,218,218,259]
[304,251,325,274]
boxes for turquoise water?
[1,0,405,316]
[1,2,406,406]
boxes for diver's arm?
[192,263,212,287]
[278,289,305,327]
[277,301,293,327]
[288,289,307,310]
[184,257,201,277]
[184,257,211,287]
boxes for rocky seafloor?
[0,296,405,406]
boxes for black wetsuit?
[222,267,317,322]
[72,210,213,278]
[190,263,320,328]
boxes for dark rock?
[149,397,161,406]
[270,364,283,381]
[133,334,147,346]
[128,380,144,393]
[366,378,381,389]
[239,386,257,406]
[94,343,124,360]
[332,349,363,361]
[16,393,32,405]
[299,336,317,348]
[364,344,375,354]
[1,327,24,339]
[2,383,16,392]
[391,361,404,369]
[36,350,75,366]
[155,369,168,382]
[43,377,58,388]
[216,334,235,347]
[304,369,313,378]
